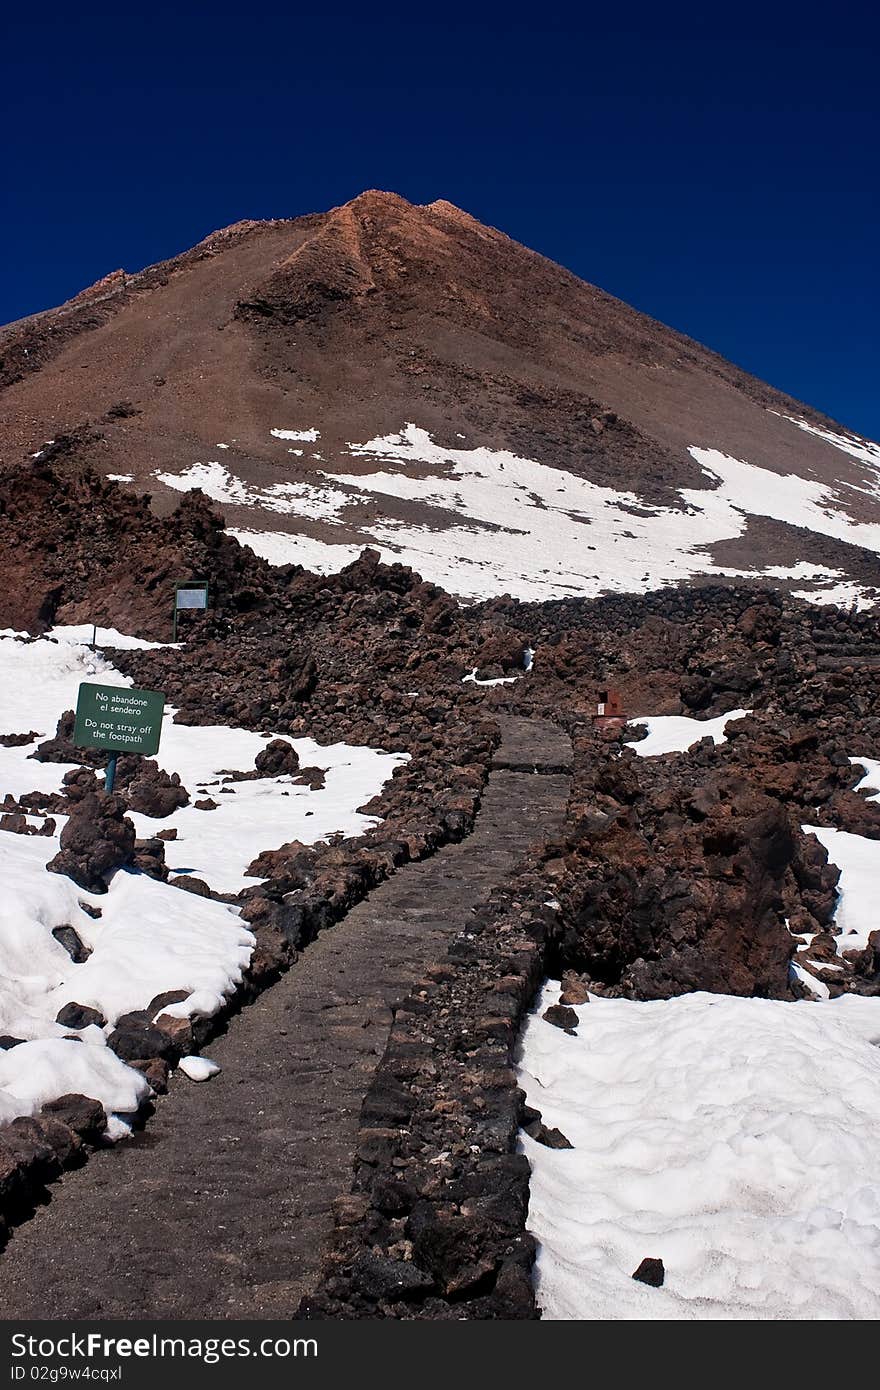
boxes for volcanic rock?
[51,926,91,963]
[632,1257,665,1287]
[115,758,188,817]
[41,1094,107,1144]
[254,738,300,776]
[46,771,136,892]
[542,1003,579,1031]
[54,1003,105,1030]
[107,1012,182,1065]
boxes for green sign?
[74,682,165,757]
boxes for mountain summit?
[2,191,878,604]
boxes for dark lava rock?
[51,926,91,963]
[0,1117,65,1185]
[41,1093,107,1143]
[107,1013,182,1064]
[560,759,802,999]
[542,1003,579,1031]
[351,1252,434,1301]
[46,770,135,892]
[132,836,168,880]
[558,970,590,1005]
[371,1176,418,1216]
[147,990,190,1014]
[169,874,213,897]
[534,1124,574,1150]
[54,1002,105,1030]
[254,738,300,777]
[0,1036,25,1050]
[280,652,318,702]
[632,1257,665,1287]
[129,1056,171,1094]
[31,710,104,766]
[294,765,326,790]
[117,757,188,818]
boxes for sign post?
[73,682,165,792]
[172,580,210,642]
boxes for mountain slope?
[2,191,878,604]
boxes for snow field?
[518,983,880,1320]
[0,629,406,1127]
[154,421,880,605]
[523,714,880,1318]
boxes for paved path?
[0,718,571,1319]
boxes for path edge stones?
[302,789,571,1319]
[0,723,500,1252]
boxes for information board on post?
[74,683,165,758]
[173,580,209,641]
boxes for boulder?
[542,1003,579,1031]
[54,1002,105,1030]
[254,738,300,777]
[117,758,188,818]
[41,1094,107,1143]
[46,770,135,893]
[107,1012,182,1065]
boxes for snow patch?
[519,983,880,1320]
[802,825,880,956]
[228,528,363,573]
[178,1055,220,1082]
[127,719,407,894]
[155,461,352,521]
[626,709,750,757]
[0,826,253,1047]
[270,427,320,442]
[0,1038,149,1128]
[48,625,171,651]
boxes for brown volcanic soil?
[2,190,878,591]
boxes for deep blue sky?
[4,3,878,437]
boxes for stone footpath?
[0,717,570,1319]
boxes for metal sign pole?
[105,754,118,794]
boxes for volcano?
[2,190,878,605]
[2,193,880,1325]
